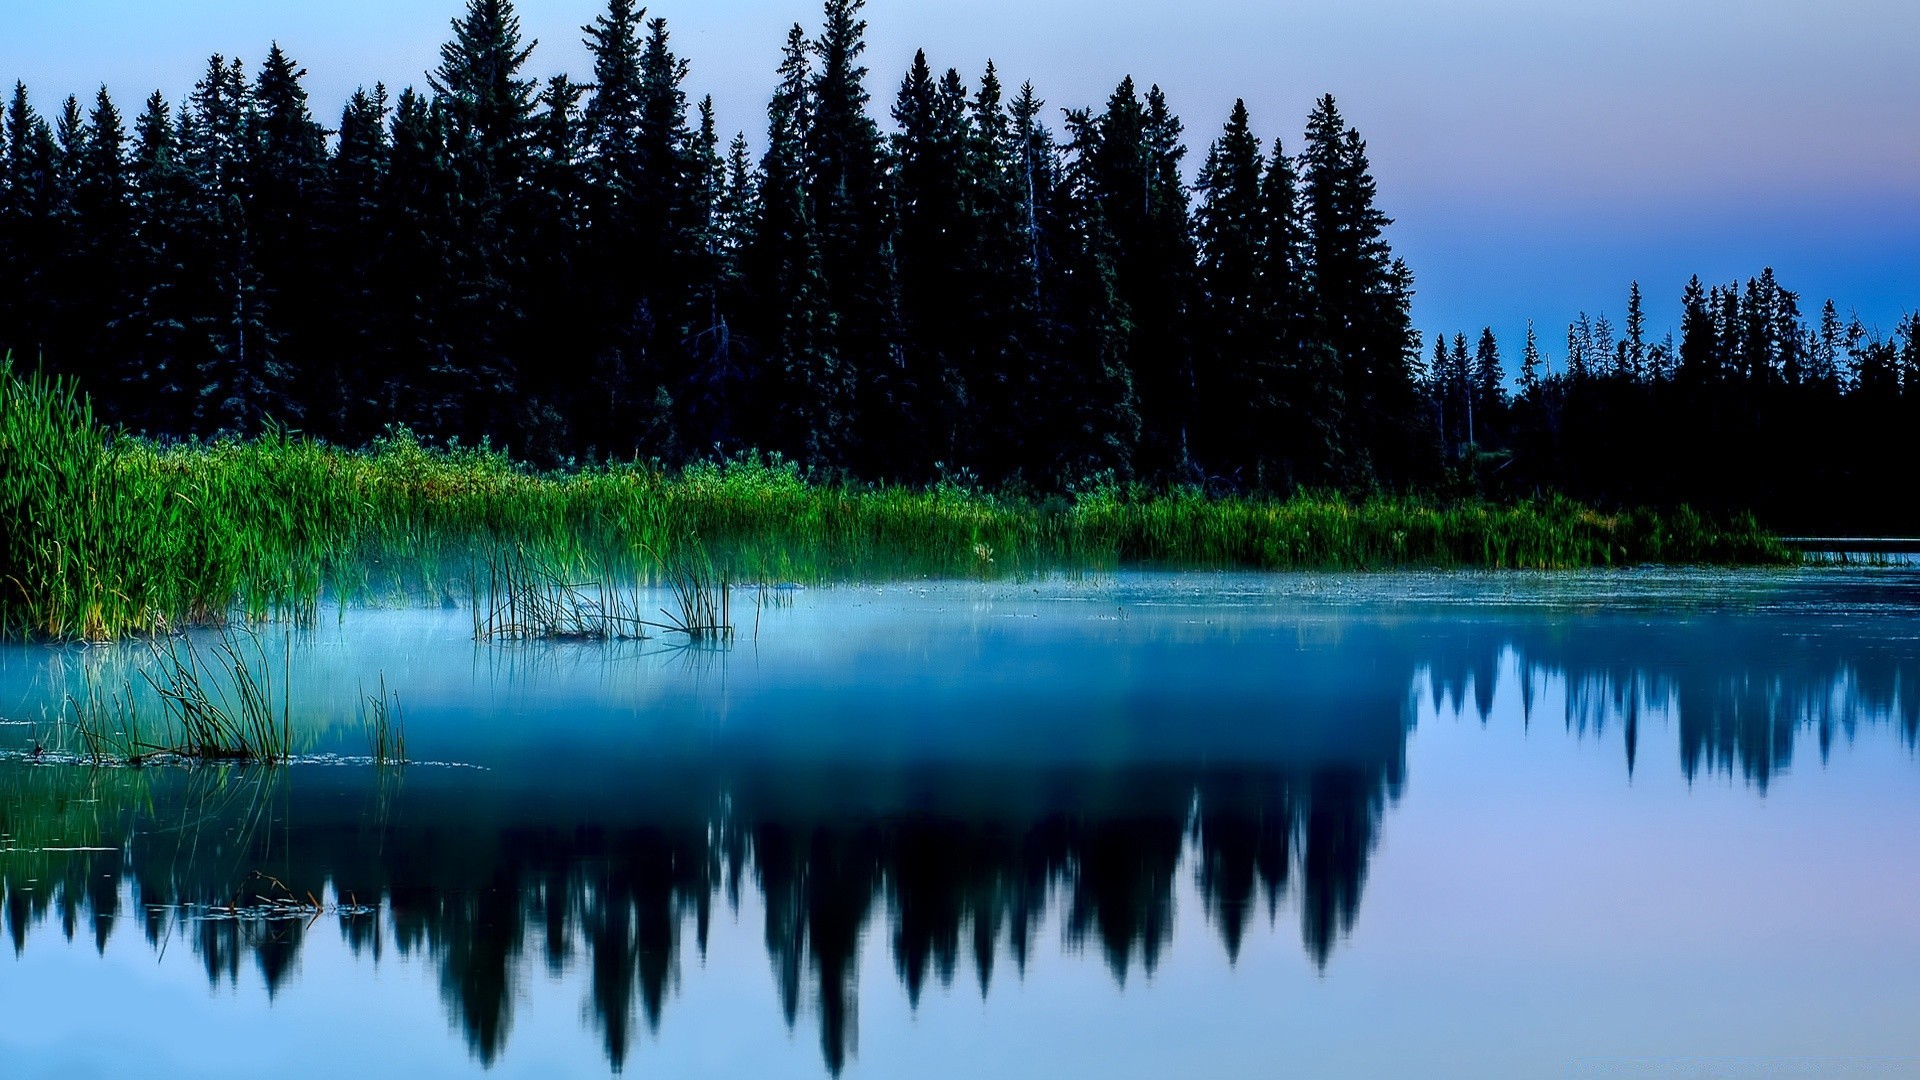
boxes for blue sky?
[4,0,1916,352]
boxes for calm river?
[2,570,1918,1078]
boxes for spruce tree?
[182,54,289,434]
[251,45,328,428]
[956,62,1037,482]
[120,91,193,430]
[1624,282,1646,379]
[1055,103,1142,482]
[70,87,134,404]
[808,0,898,475]
[1678,276,1715,385]
[1299,95,1422,486]
[744,24,840,465]
[0,83,56,362]
[430,0,539,442]
[890,53,975,475]
[1193,99,1266,477]
[325,85,393,436]
[1519,321,1542,397]
[1472,326,1504,444]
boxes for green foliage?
[1,362,1792,641]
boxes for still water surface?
[2,570,1918,1078]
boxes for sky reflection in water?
[2,570,1918,1079]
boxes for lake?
[3,570,1919,1079]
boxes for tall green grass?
[2,360,1794,641]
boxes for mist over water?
[3,571,1919,1078]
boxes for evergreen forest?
[0,0,1913,531]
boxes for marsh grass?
[648,545,734,642]
[2,361,1795,642]
[59,629,292,764]
[470,544,650,642]
[358,673,406,767]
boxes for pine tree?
[119,91,193,430]
[433,0,537,202]
[1678,275,1715,385]
[0,83,57,362]
[1624,281,1646,380]
[430,0,539,442]
[1299,95,1422,486]
[1450,332,1472,447]
[891,52,975,474]
[1590,313,1616,377]
[1070,78,1196,477]
[1472,326,1504,443]
[1054,103,1141,481]
[324,84,393,436]
[182,54,288,434]
[251,44,328,428]
[955,62,1037,482]
[1519,321,1542,396]
[1193,100,1266,476]
[1809,298,1842,389]
[522,73,593,460]
[382,87,465,434]
[808,0,898,474]
[69,87,134,403]
[744,24,840,465]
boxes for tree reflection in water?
[2,615,1916,1074]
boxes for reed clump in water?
[469,544,650,642]
[651,547,734,642]
[60,629,292,765]
[359,673,406,767]
[1,361,1795,642]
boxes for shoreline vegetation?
[4,364,1791,642]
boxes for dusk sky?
[6,0,1915,354]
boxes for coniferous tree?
[430,0,538,441]
[324,84,392,436]
[1072,78,1197,478]
[890,51,971,475]
[808,0,898,475]
[1810,299,1843,390]
[1054,103,1141,482]
[957,62,1040,482]
[1677,276,1715,386]
[180,54,289,434]
[1471,327,1504,445]
[1299,95,1422,486]
[684,119,755,451]
[522,73,592,459]
[251,45,328,428]
[1,84,57,363]
[382,87,464,434]
[1193,99,1266,479]
[68,87,134,404]
[1519,321,1542,397]
[1624,282,1646,379]
[744,25,840,465]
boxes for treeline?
[1428,274,1920,531]
[3,0,1913,527]
[0,0,1421,491]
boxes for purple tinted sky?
[5,0,1916,351]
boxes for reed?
[1,361,1796,642]
[470,543,650,642]
[60,629,292,764]
[359,673,406,766]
